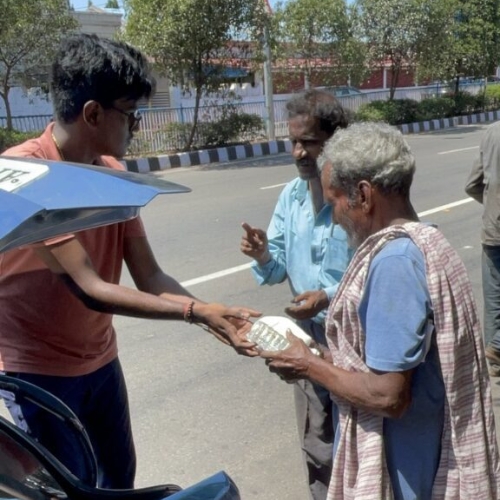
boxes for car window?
[0,428,65,500]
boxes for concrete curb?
[124,140,291,173]
[398,110,500,134]
[123,110,500,172]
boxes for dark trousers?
[1,358,136,489]
[482,245,500,352]
[295,319,334,500]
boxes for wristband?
[183,300,195,323]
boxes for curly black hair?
[286,89,349,137]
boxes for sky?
[71,0,114,11]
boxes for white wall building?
[73,5,123,39]
[0,6,125,119]
[1,5,268,121]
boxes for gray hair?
[318,122,416,201]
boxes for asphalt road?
[2,123,499,498]
[112,123,498,498]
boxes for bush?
[355,90,498,126]
[161,122,193,149]
[160,111,264,151]
[355,99,419,125]
[391,99,420,124]
[448,91,480,115]
[416,91,493,120]
[127,131,155,157]
[200,112,264,147]
[473,92,490,112]
[485,85,500,109]
[355,102,387,122]
[416,97,456,121]
[0,128,40,153]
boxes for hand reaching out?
[193,302,261,357]
[285,290,330,320]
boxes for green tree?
[272,0,367,90]
[0,0,77,130]
[105,0,119,8]
[124,0,267,150]
[355,0,448,99]
[417,0,500,92]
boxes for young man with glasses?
[0,33,259,488]
[109,106,142,129]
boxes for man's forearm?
[306,356,412,419]
[252,253,288,286]
[137,270,198,302]
[60,273,188,319]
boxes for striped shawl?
[326,222,499,500]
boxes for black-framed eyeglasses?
[109,107,142,130]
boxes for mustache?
[296,159,316,168]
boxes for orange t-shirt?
[0,123,146,376]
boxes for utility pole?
[262,0,275,140]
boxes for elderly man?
[261,122,499,499]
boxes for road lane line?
[417,198,473,217]
[438,146,478,155]
[181,197,476,288]
[260,182,288,190]
[181,262,252,287]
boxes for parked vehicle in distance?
[428,77,485,96]
[316,85,363,97]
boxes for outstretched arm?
[35,236,260,355]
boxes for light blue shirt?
[251,177,352,324]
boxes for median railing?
[0,114,53,132]
[1,84,486,156]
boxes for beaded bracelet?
[183,300,195,323]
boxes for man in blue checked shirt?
[240,89,352,500]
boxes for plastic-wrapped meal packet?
[246,316,322,356]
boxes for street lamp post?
[262,3,275,141]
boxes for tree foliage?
[355,0,448,99]
[105,0,120,8]
[417,0,500,91]
[272,0,367,89]
[123,0,268,150]
[0,0,77,129]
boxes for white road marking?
[417,197,473,217]
[181,197,475,288]
[438,146,478,155]
[181,262,252,287]
[260,182,288,190]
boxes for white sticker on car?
[0,159,49,193]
